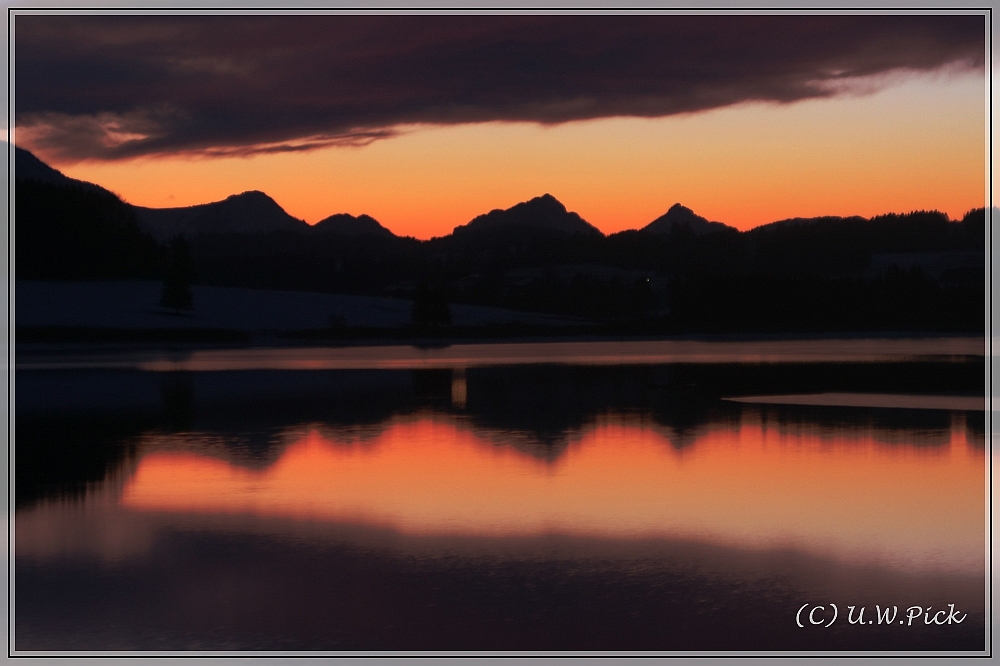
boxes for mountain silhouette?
[642,203,732,236]
[313,213,395,238]
[11,145,986,336]
[14,145,70,184]
[133,191,311,241]
[14,145,110,196]
[15,145,162,281]
[452,194,603,237]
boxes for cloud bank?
[14,14,985,162]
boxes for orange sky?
[120,411,985,573]
[54,70,986,239]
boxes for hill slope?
[15,146,163,280]
[133,191,311,241]
[14,145,111,196]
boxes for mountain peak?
[523,193,568,213]
[453,194,602,237]
[133,190,308,240]
[313,212,395,238]
[228,190,271,200]
[642,203,731,236]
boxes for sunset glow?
[13,11,990,651]
[53,72,985,239]
[120,412,985,573]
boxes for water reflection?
[16,362,985,504]
[99,410,983,575]
[14,357,987,650]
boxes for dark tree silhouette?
[15,179,162,280]
[160,235,194,313]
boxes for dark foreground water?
[14,340,987,652]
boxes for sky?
[14,13,987,239]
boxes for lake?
[14,339,987,652]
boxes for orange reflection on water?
[120,413,984,572]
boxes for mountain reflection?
[15,360,983,508]
[15,351,987,652]
[105,409,981,574]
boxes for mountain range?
[12,144,986,334]
[13,145,740,240]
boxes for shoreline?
[14,333,986,373]
[14,325,986,354]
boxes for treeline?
[184,209,985,332]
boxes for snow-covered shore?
[15,281,585,332]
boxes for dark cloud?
[14,14,985,162]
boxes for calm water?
[14,340,987,651]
